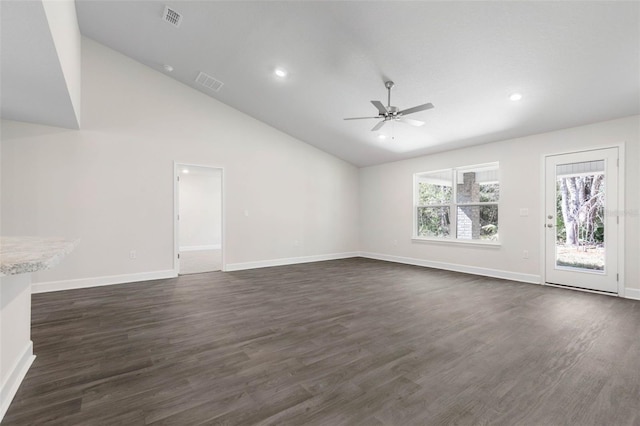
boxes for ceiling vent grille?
[195,72,224,92]
[162,6,182,28]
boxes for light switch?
[519,208,529,217]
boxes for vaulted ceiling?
[4,1,639,166]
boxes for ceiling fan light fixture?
[509,92,523,101]
[274,68,288,78]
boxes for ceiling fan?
[344,81,434,131]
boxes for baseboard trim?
[0,341,35,423]
[32,270,178,294]
[226,252,360,272]
[359,252,541,284]
[180,244,221,252]
[625,288,640,301]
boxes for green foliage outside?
[479,183,499,203]
[479,183,499,240]
[417,181,499,239]
[417,182,451,237]
[479,205,499,240]
[418,182,451,205]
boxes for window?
[414,162,499,243]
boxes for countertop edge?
[0,238,79,277]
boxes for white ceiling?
[25,1,640,166]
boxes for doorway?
[544,147,619,293]
[174,163,223,275]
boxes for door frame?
[539,143,625,297]
[173,161,226,275]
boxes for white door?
[544,148,619,293]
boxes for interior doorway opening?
[175,163,223,275]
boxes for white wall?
[42,0,82,126]
[1,38,637,294]
[0,37,359,284]
[179,167,222,249]
[359,115,640,290]
[0,0,80,129]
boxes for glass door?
[544,148,619,293]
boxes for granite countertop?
[0,236,78,276]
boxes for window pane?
[479,183,500,202]
[418,182,452,205]
[456,205,498,240]
[456,165,499,203]
[555,164,605,271]
[417,207,450,237]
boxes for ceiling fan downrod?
[385,81,395,109]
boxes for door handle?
[547,224,553,228]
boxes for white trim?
[624,288,640,301]
[179,244,221,252]
[31,270,177,294]
[543,282,618,297]
[0,342,35,423]
[225,252,360,272]
[360,251,541,284]
[411,237,501,247]
[617,143,625,297]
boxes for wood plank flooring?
[4,258,640,425]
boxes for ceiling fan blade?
[399,102,434,116]
[344,116,380,120]
[398,117,425,127]
[371,120,386,131]
[371,100,388,115]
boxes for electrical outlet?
[244,209,249,217]
[392,239,398,246]
[293,240,299,247]
[523,250,529,259]
[129,250,137,260]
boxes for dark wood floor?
[4,258,640,425]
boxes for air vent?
[195,72,224,92]
[162,6,182,28]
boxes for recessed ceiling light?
[274,68,288,78]
[509,93,523,101]
[182,169,189,174]
[378,134,387,140]
[163,64,174,72]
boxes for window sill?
[411,237,501,247]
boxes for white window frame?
[413,162,501,246]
